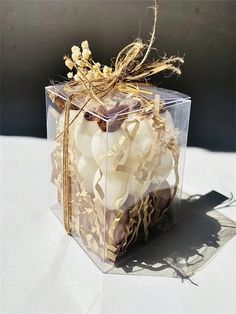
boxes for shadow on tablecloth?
[110,191,236,281]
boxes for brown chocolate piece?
[153,180,172,211]
[97,104,129,132]
[96,105,108,131]
[114,211,129,245]
[97,119,107,132]
[84,111,97,121]
[156,191,171,210]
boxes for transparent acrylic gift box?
[46,84,191,273]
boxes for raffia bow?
[53,0,184,235]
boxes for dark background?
[0,0,235,151]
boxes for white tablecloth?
[1,136,236,314]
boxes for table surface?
[1,136,236,314]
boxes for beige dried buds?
[103,65,112,77]
[67,72,73,79]
[64,40,113,83]
[82,48,91,61]
[64,57,74,70]
[81,40,89,50]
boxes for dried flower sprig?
[62,0,183,114]
[64,40,113,82]
[56,0,184,143]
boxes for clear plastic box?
[45,83,191,273]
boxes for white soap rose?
[91,128,129,172]
[77,155,98,194]
[127,116,154,160]
[125,158,151,198]
[93,169,129,210]
[74,114,98,157]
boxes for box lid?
[46,83,190,121]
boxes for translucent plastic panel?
[45,84,191,273]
